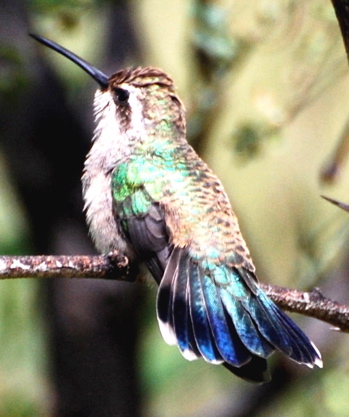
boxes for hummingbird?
[30,34,322,382]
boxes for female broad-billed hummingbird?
[30,34,322,382]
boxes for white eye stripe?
[125,85,146,139]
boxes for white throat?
[81,89,135,256]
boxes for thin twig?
[0,253,348,332]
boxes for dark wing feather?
[121,198,170,283]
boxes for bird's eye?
[114,87,130,104]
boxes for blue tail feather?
[257,290,320,365]
[188,261,223,363]
[220,287,275,358]
[200,267,252,366]
[243,293,293,355]
[221,269,292,357]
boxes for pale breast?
[82,169,123,254]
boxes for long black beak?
[30,34,109,89]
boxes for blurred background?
[1,0,349,416]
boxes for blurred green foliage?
[0,46,27,99]
[0,159,47,414]
[1,0,349,416]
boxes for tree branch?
[1,253,348,332]
[0,253,132,281]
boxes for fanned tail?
[157,247,322,382]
